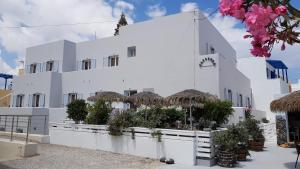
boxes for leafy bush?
[108,110,135,136]
[86,99,112,125]
[135,107,185,129]
[67,99,88,124]
[240,118,264,140]
[193,101,233,128]
[214,127,239,152]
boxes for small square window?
[30,64,37,73]
[82,59,91,70]
[46,61,54,71]
[128,46,136,57]
[108,55,119,67]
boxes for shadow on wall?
[0,163,16,169]
[284,162,298,169]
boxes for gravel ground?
[0,144,164,169]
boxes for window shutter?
[28,94,33,107]
[12,95,16,107]
[77,61,81,71]
[91,59,96,69]
[25,65,30,74]
[62,94,68,107]
[36,63,40,73]
[54,60,59,72]
[103,57,108,67]
[42,62,46,72]
[39,94,44,107]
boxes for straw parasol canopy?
[126,91,164,107]
[87,91,127,102]
[271,91,300,112]
[165,89,218,108]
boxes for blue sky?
[0,0,299,87]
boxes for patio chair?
[295,144,300,168]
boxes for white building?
[0,11,254,128]
[291,79,300,92]
[237,57,289,122]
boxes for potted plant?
[228,125,250,161]
[214,128,239,168]
[241,118,265,151]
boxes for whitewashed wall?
[49,123,220,166]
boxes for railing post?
[10,115,15,141]
[16,116,19,131]
[4,116,7,131]
[44,115,47,135]
[26,116,31,144]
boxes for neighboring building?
[291,79,300,92]
[0,89,11,107]
[9,12,251,115]
[237,57,289,122]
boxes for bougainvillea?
[219,0,300,57]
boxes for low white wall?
[49,123,218,166]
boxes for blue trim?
[0,73,13,79]
[266,60,288,69]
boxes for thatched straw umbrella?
[165,89,218,129]
[271,91,300,112]
[126,91,164,120]
[87,91,127,102]
[126,91,164,107]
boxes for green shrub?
[193,101,233,129]
[67,99,88,124]
[108,110,135,136]
[86,99,112,125]
[163,108,185,127]
[214,128,239,152]
[240,118,264,140]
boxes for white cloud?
[0,56,16,75]
[0,0,135,68]
[146,4,167,18]
[180,2,199,12]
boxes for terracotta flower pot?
[217,150,236,168]
[236,148,248,161]
[248,138,265,151]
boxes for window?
[239,94,243,107]
[32,94,40,107]
[108,55,119,67]
[46,61,54,71]
[82,59,91,70]
[210,46,215,54]
[228,90,233,102]
[16,95,24,107]
[30,64,37,73]
[68,93,77,103]
[128,46,136,57]
[246,97,251,107]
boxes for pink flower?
[219,0,245,20]
[275,5,287,15]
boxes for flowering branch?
[219,0,300,57]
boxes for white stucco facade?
[237,57,289,122]
[9,12,251,119]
